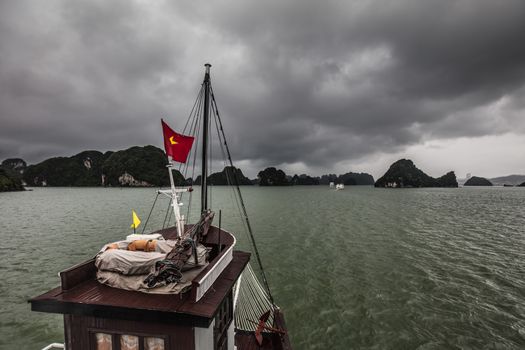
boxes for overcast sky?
[1,0,525,179]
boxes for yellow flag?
[131,210,141,229]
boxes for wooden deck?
[30,224,293,349]
[30,250,249,327]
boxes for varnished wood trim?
[32,299,212,327]
[60,258,96,290]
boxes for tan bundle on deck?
[94,238,211,294]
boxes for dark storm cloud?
[1,0,525,173]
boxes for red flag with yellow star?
[161,119,194,163]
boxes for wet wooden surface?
[31,251,249,327]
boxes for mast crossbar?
[163,161,191,237]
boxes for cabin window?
[144,337,165,350]
[91,331,165,350]
[95,333,112,350]
[120,335,139,350]
[214,291,233,350]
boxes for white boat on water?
[335,184,345,190]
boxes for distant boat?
[335,184,345,190]
[329,182,335,188]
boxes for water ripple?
[1,187,525,349]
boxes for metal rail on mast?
[201,63,211,213]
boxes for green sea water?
[1,186,524,349]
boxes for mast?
[201,63,211,213]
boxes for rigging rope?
[166,203,173,227]
[211,101,249,237]
[208,99,213,209]
[141,193,160,234]
[158,76,277,313]
[210,84,276,306]
[162,198,172,229]
[181,86,204,136]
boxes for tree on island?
[319,174,338,185]
[291,174,320,185]
[464,176,493,186]
[338,172,375,185]
[0,158,27,190]
[0,168,25,191]
[24,150,109,186]
[193,166,252,185]
[318,172,374,185]
[258,167,291,186]
[1,158,27,181]
[22,146,184,187]
[102,146,184,187]
[375,159,458,188]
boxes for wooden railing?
[191,230,236,302]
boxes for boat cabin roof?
[30,226,249,328]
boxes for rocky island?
[258,167,292,186]
[464,176,493,186]
[15,146,185,187]
[193,166,252,185]
[319,172,375,186]
[375,159,458,188]
[0,169,25,191]
[291,174,319,185]
[0,159,26,191]
[1,158,27,176]
[102,146,184,186]
[489,175,525,186]
[2,148,379,188]
[5,149,478,190]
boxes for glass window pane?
[95,333,112,350]
[145,337,165,350]
[121,335,139,350]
